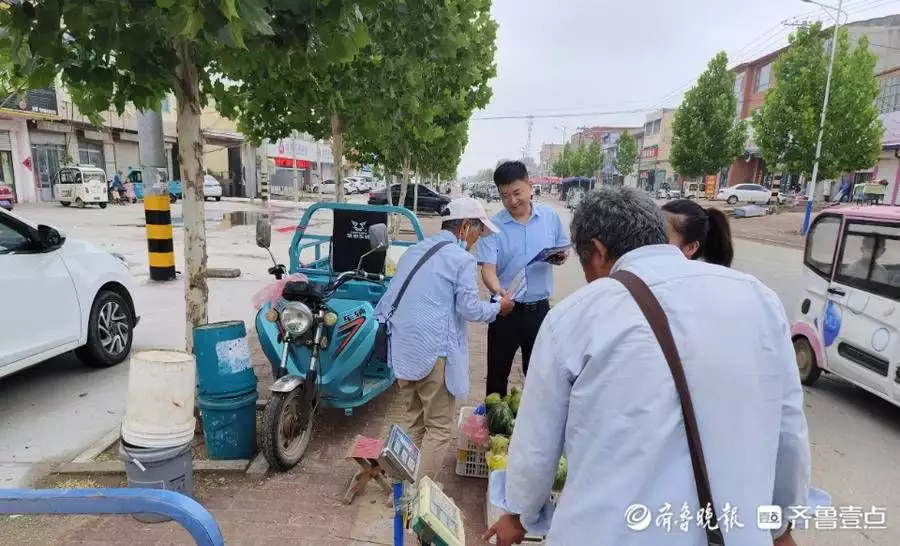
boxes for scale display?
[379,424,420,483]
[410,476,465,546]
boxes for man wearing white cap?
[375,196,514,482]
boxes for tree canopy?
[612,130,640,183]
[670,51,747,180]
[0,0,372,342]
[214,0,497,206]
[552,141,603,178]
[752,23,883,181]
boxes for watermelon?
[487,402,514,435]
[553,456,568,490]
[485,393,503,411]
[505,387,522,415]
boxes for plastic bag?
[252,273,309,310]
[461,412,490,448]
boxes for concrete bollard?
[144,194,177,281]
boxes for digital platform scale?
[409,476,466,546]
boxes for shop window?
[755,63,772,92]
[0,151,15,191]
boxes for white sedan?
[203,174,223,201]
[716,183,774,205]
[0,207,140,379]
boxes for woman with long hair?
[661,199,734,267]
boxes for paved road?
[1,198,898,544]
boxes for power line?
[470,108,653,122]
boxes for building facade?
[726,14,900,190]
[600,127,642,184]
[638,110,676,190]
[1,78,338,203]
[539,143,564,176]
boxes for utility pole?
[801,0,844,234]
[523,115,534,159]
[291,131,300,203]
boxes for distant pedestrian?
[661,199,734,267]
[477,160,570,398]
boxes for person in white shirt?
[486,187,810,546]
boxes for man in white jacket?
[487,187,810,546]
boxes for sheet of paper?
[504,268,527,301]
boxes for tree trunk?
[398,153,411,210]
[174,37,208,352]
[331,111,344,203]
[413,162,420,213]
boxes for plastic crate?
[485,472,560,545]
[455,406,489,479]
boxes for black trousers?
[486,300,550,398]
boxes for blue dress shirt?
[476,203,570,303]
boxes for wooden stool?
[343,435,392,505]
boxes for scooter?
[253,203,426,471]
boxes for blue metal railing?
[0,488,224,546]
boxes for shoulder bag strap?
[388,240,453,316]
[610,270,725,546]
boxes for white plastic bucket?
[121,350,196,448]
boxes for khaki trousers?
[397,357,455,483]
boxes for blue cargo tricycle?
[254,203,425,470]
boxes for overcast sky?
[458,0,900,175]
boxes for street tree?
[0,1,368,348]
[217,0,496,210]
[613,130,640,184]
[670,51,747,181]
[552,144,573,178]
[579,140,605,178]
[476,168,494,182]
[752,23,882,187]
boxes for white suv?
[0,208,140,378]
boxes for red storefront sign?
[273,157,312,169]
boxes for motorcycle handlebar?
[327,270,385,292]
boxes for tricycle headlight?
[281,303,314,335]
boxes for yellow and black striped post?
[260,171,269,204]
[144,194,176,281]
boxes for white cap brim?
[482,217,500,234]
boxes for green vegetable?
[487,452,508,471]
[485,393,503,411]
[553,456,567,490]
[489,435,510,454]
[505,387,522,415]
[487,402,514,435]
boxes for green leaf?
[219,0,239,20]
[156,0,177,8]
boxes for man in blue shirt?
[477,161,570,397]
[375,197,514,482]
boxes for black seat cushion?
[331,209,388,274]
